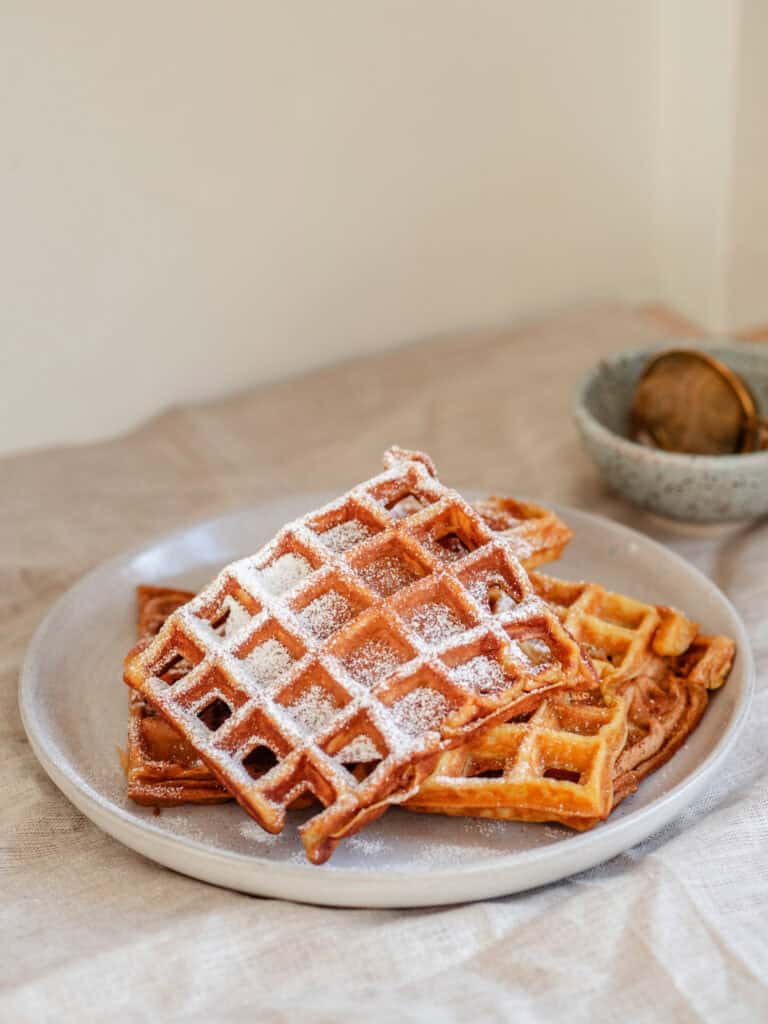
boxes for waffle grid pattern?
[406,687,628,825]
[530,573,697,683]
[124,450,594,862]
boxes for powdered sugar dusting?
[452,655,507,693]
[244,638,295,686]
[299,590,356,640]
[386,494,428,520]
[347,833,387,856]
[407,602,465,646]
[285,685,339,735]
[343,637,405,687]
[335,735,382,763]
[318,519,373,553]
[259,553,312,595]
[466,571,518,614]
[391,687,450,735]
[357,553,423,597]
[219,596,253,637]
[238,820,282,844]
[508,638,553,669]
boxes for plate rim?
[18,498,755,907]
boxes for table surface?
[3,303,766,1022]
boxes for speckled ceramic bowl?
[574,340,768,522]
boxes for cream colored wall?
[0,2,658,455]
[652,0,768,333]
[652,0,741,332]
[728,0,768,331]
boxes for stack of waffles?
[123,448,735,863]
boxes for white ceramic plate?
[19,496,753,908]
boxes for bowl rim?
[574,337,768,467]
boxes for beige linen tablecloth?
[2,305,766,1022]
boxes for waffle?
[609,632,735,809]
[123,448,596,863]
[124,574,717,814]
[124,500,575,808]
[473,497,573,569]
[126,586,230,805]
[406,630,735,829]
[529,572,698,684]
[404,684,629,825]
[126,494,575,806]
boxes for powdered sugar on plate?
[347,833,388,856]
[238,820,283,844]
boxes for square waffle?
[529,572,698,684]
[473,496,574,569]
[125,492,577,807]
[123,448,596,863]
[126,586,229,805]
[406,596,735,829]
[405,684,629,825]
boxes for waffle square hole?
[386,493,430,520]
[537,733,593,785]
[397,580,477,648]
[275,667,351,739]
[308,501,384,554]
[253,536,320,597]
[193,580,262,638]
[451,654,509,694]
[470,763,506,780]
[349,537,431,598]
[329,614,415,688]
[242,744,279,779]
[153,651,194,685]
[293,582,370,641]
[380,668,464,737]
[415,508,487,563]
[150,636,203,685]
[570,616,631,668]
[594,592,649,630]
[173,665,250,718]
[458,549,526,615]
[543,768,582,783]
[506,636,557,673]
[234,620,305,689]
[367,481,436,521]
[389,686,453,737]
[323,713,388,776]
[197,697,232,732]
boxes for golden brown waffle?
[127,587,230,805]
[406,635,735,829]
[530,572,698,684]
[125,499,575,808]
[473,497,574,569]
[609,632,735,809]
[123,448,596,863]
[405,685,628,825]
